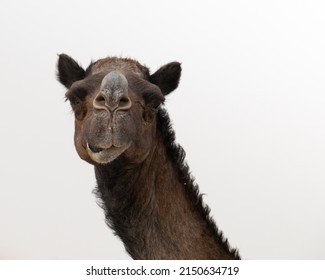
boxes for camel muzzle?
[93,71,132,112]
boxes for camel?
[57,54,240,259]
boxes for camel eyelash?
[69,96,81,107]
[65,87,89,105]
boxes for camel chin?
[86,142,131,164]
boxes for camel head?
[57,54,181,166]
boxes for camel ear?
[57,54,85,89]
[149,62,181,95]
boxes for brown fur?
[57,54,240,259]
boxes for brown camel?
[57,54,240,260]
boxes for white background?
[0,0,324,259]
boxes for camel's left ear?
[149,62,181,96]
[57,54,86,89]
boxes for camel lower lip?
[86,143,130,164]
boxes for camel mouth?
[86,142,131,164]
[88,144,104,153]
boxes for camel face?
[57,54,181,165]
[71,70,162,165]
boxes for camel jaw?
[86,142,131,164]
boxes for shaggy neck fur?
[94,108,240,259]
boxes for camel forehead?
[89,57,149,79]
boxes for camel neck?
[94,137,239,259]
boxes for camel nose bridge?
[93,71,132,111]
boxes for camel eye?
[143,91,164,108]
[68,96,87,120]
[66,86,88,102]
[66,88,87,107]
[69,96,81,107]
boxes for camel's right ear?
[150,62,181,96]
[57,54,86,89]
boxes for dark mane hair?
[156,107,240,259]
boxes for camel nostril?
[119,96,131,108]
[93,92,113,111]
[93,91,131,111]
[94,94,106,107]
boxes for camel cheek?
[74,121,92,164]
